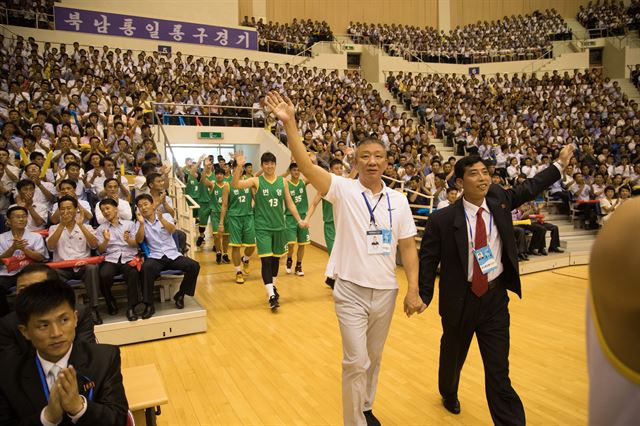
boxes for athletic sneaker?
[222,254,230,264]
[235,272,245,284]
[242,259,250,274]
[196,236,204,247]
[269,295,279,310]
[273,286,280,301]
[295,265,304,276]
[285,258,293,274]
[216,252,222,264]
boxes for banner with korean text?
[54,7,258,50]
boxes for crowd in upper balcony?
[348,9,571,63]
[241,16,333,56]
[577,0,640,37]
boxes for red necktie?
[471,207,489,297]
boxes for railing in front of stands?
[383,175,435,235]
[149,102,266,129]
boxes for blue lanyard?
[463,208,492,249]
[36,358,93,402]
[362,192,392,229]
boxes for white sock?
[235,266,242,273]
[265,283,275,297]
[242,256,249,263]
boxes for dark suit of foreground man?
[413,146,573,425]
[0,280,128,425]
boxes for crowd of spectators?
[384,68,639,223]
[0,0,58,29]
[577,0,640,37]
[241,16,333,56]
[348,9,572,64]
[0,34,202,325]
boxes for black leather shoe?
[141,304,155,319]
[549,247,565,253]
[126,308,138,321]
[539,248,548,256]
[529,249,539,256]
[174,292,185,309]
[325,277,335,289]
[363,410,381,426]
[91,307,103,325]
[442,397,461,414]
[105,296,118,315]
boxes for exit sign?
[198,131,224,140]
[344,45,354,51]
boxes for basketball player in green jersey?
[232,151,308,310]
[203,167,231,264]
[220,162,255,284]
[284,163,310,276]
[196,157,216,249]
[307,159,345,289]
[184,155,206,223]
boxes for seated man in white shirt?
[0,206,49,316]
[92,157,130,201]
[94,178,133,225]
[46,196,102,325]
[50,179,92,225]
[437,187,459,209]
[14,180,48,232]
[22,163,56,211]
[58,162,87,202]
[96,198,142,322]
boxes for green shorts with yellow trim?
[227,215,256,247]
[285,215,310,245]
[324,221,335,255]
[197,202,212,225]
[256,229,288,257]
[202,209,228,234]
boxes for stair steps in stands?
[614,78,640,103]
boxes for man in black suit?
[0,279,128,425]
[406,145,574,425]
[0,264,96,354]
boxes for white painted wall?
[61,0,240,28]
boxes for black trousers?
[518,223,546,252]
[540,222,560,250]
[142,256,200,306]
[513,227,527,255]
[56,265,100,307]
[99,262,140,308]
[0,275,18,317]
[439,282,525,426]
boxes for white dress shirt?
[462,197,504,282]
[94,199,132,225]
[38,345,88,425]
[46,224,95,261]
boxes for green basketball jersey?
[223,174,233,183]
[322,199,334,223]
[184,170,200,200]
[228,187,253,217]
[210,182,226,213]
[255,175,286,230]
[286,179,308,216]
[197,172,216,204]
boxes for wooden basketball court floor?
[120,245,589,425]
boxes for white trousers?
[333,278,398,426]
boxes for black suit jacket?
[0,341,128,426]
[419,165,561,326]
[0,305,96,355]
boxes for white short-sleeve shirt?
[324,175,417,290]
[46,223,95,261]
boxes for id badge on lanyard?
[466,209,498,275]
[363,192,392,256]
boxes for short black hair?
[141,162,156,176]
[454,155,489,179]
[446,187,458,194]
[7,205,28,218]
[58,179,77,189]
[329,159,343,168]
[261,152,276,164]
[145,172,162,187]
[18,263,60,282]
[24,162,41,171]
[58,195,78,208]
[15,279,75,325]
[16,179,35,191]
[135,193,154,205]
[100,157,115,167]
[103,177,118,187]
[214,167,224,176]
[99,197,118,208]
[29,151,45,161]
[289,162,298,171]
